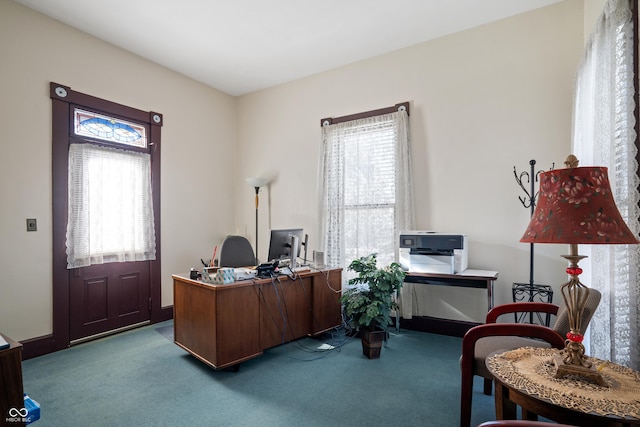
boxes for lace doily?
[487,347,640,420]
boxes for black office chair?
[218,235,255,268]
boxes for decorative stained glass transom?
[74,108,147,148]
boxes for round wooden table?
[486,347,640,427]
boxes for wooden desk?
[0,333,25,427]
[487,347,640,427]
[400,270,498,336]
[173,269,342,369]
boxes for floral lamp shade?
[520,166,639,245]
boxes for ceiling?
[15,0,563,96]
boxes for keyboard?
[280,266,311,275]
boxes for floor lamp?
[246,177,268,265]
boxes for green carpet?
[22,321,497,426]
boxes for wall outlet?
[26,218,37,231]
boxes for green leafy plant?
[340,253,406,331]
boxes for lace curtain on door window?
[572,0,640,369]
[319,110,413,273]
[66,143,156,268]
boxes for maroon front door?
[51,83,162,349]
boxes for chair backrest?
[477,421,578,427]
[552,288,601,336]
[218,235,255,268]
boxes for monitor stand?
[290,235,299,270]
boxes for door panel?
[70,261,150,341]
[118,273,142,316]
[85,276,108,323]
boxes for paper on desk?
[0,335,9,350]
[235,268,257,280]
[457,269,498,277]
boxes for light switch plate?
[26,218,37,231]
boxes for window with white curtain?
[572,0,639,369]
[66,142,156,268]
[319,104,413,273]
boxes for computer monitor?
[267,228,304,266]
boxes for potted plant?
[340,253,406,359]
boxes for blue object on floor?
[23,393,40,424]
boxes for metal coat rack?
[512,159,554,326]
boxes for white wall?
[0,0,589,340]
[0,0,237,340]
[236,0,584,321]
[584,0,607,40]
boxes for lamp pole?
[253,186,260,265]
[246,177,268,265]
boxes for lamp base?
[552,351,609,387]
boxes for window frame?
[319,102,411,272]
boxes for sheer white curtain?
[66,143,156,268]
[319,109,413,273]
[572,0,640,369]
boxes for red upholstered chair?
[459,289,601,427]
[477,421,578,427]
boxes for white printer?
[399,231,468,274]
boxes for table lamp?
[520,155,639,385]
[246,177,269,265]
